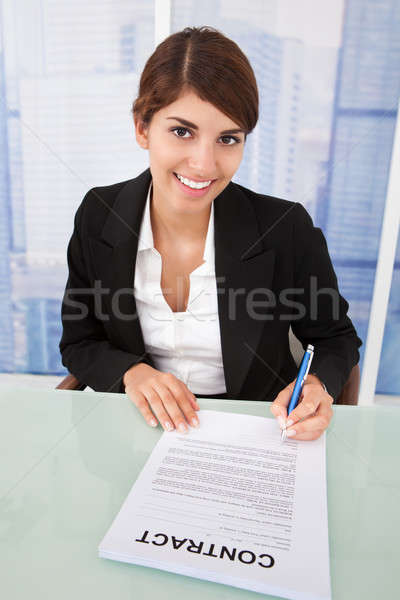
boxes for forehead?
[156,90,241,129]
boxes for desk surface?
[0,385,399,600]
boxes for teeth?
[176,173,212,189]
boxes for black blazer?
[59,167,361,402]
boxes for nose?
[187,138,217,178]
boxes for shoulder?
[231,180,313,232]
[73,168,151,240]
[76,178,132,228]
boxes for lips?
[173,172,215,184]
[172,171,217,197]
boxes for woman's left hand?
[270,374,334,441]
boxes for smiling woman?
[59,26,362,442]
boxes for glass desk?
[0,385,398,599]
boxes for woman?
[59,26,362,441]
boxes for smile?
[174,172,213,190]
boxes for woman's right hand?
[123,363,200,433]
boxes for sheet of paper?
[99,409,331,600]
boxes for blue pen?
[281,344,314,442]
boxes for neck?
[150,184,211,245]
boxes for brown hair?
[132,26,259,141]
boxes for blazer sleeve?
[290,203,362,401]
[59,192,155,393]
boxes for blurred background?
[0,0,399,397]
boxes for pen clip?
[302,349,314,386]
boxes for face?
[134,89,245,214]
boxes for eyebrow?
[166,116,245,135]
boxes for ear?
[134,116,150,149]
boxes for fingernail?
[277,416,286,429]
[164,421,173,431]
[286,419,294,427]
[191,416,199,428]
[149,418,158,427]
[178,423,188,433]
[286,429,296,437]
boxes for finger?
[127,388,159,428]
[286,412,332,437]
[160,392,192,433]
[270,381,295,425]
[179,381,200,411]
[140,386,177,432]
[287,387,322,425]
[286,400,333,438]
[148,383,187,432]
[162,375,200,428]
[147,380,191,433]
[285,428,326,441]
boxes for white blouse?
[133,180,227,395]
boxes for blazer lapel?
[89,168,152,354]
[214,183,275,397]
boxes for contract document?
[99,410,331,600]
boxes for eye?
[171,127,192,138]
[220,135,241,145]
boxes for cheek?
[148,148,174,174]
[224,150,243,176]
